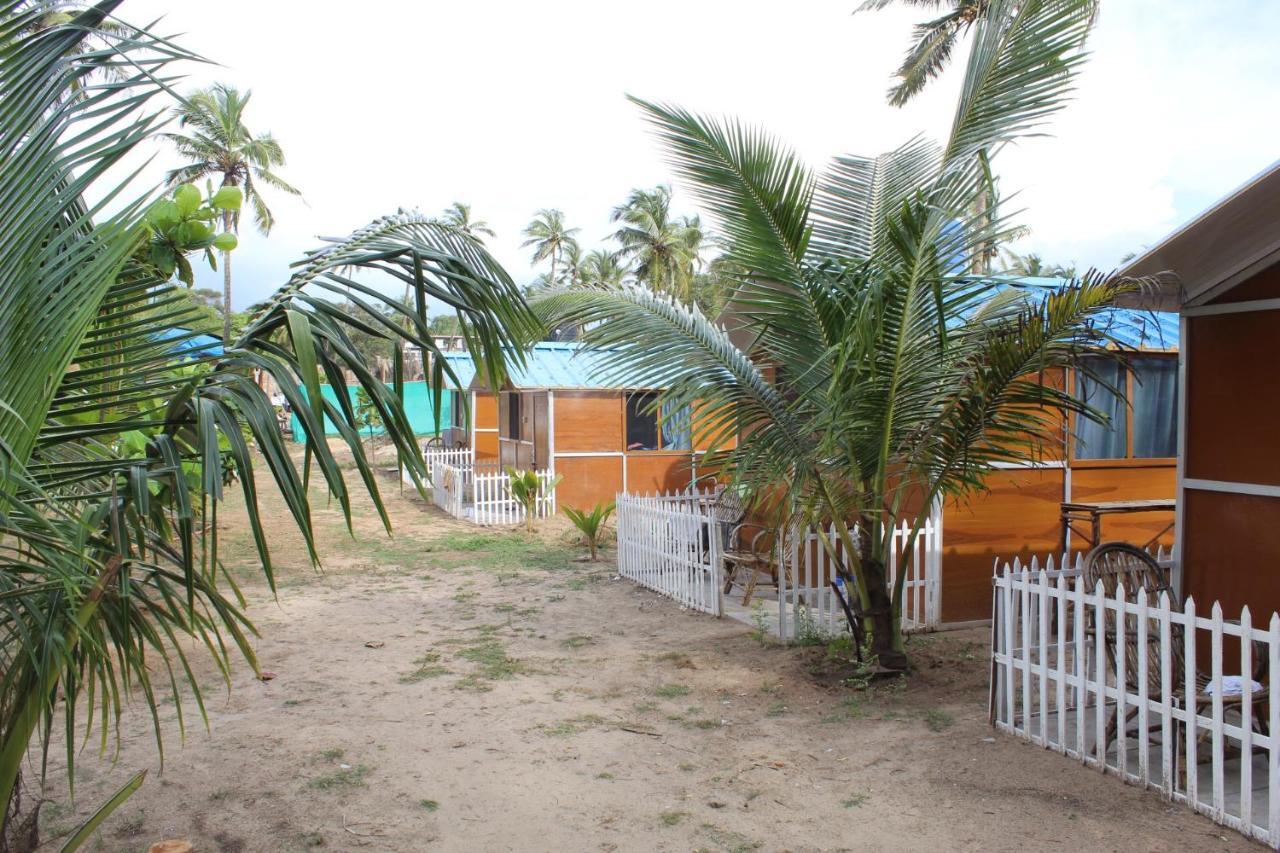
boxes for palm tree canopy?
[521,208,580,267]
[609,185,704,301]
[441,201,495,240]
[0,2,538,832]
[163,83,301,234]
[860,0,1099,107]
[537,0,1132,663]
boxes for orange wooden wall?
[1180,283,1280,619]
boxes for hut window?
[507,392,521,438]
[451,391,465,430]
[1074,355,1177,460]
[1131,356,1177,458]
[626,393,660,451]
[627,392,691,451]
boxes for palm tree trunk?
[221,208,233,342]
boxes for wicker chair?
[722,523,793,607]
[1083,542,1268,771]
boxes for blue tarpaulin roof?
[436,351,477,389]
[154,327,224,359]
[984,276,1178,350]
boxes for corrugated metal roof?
[984,276,1179,350]
[435,351,476,390]
[498,341,633,390]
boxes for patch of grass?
[633,701,658,713]
[654,684,690,699]
[457,640,524,680]
[699,823,762,852]
[541,721,579,737]
[307,764,371,791]
[209,789,234,802]
[313,747,345,763]
[419,799,439,812]
[399,651,449,683]
[923,708,954,732]
[656,651,694,668]
[758,680,781,695]
[595,772,615,780]
[561,634,595,649]
[424,531,578,573]
[452,674,492,692]
[678,762,696,772]
[765,701,788,718]
[685,718,719,730]
[841,790,870,809]
[821,696,867,724]
[749,601,771,646]
[659,811,688,826]
[114,809,146,837]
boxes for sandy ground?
[31,460,1259,852]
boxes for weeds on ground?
[821,696,867,724]
[308,764,371,790]
[457,640,525,680]
[794,605,832,646]
[400,651,450,683]
[749,601,771,645]
[419,799,440,812]
[841,790,871,809]
[699,823,763,852]
[561,634,595,649]
[660,811,688,826]
[654,684,690,699]
[923,708,954,731]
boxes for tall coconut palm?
[539,0,1127,670]
[163,83,301,341]
[860,0,1099,106]
[440,201,495,241]
[609,185,704,302]
[0,3,538,843]
[521,208,579,288]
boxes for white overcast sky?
[119,0,1280,310]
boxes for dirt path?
[35,466,1256,852]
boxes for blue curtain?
[661,400,692,451]
[1075,358,1127,460]
[1132,356,1177,458]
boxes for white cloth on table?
[1203,675,1263,696]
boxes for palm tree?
[561,240,585,288]
[0,4,538,843]
[859,0,1099,106]
[441,201,495,241]
[521,209,579,288]
[539,0,1122,671]
[581,249,630,289]
[609,185,704,302]
[163,83,301,341]
[1002,250,1080,279]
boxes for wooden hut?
[431,351,499,461]
[1120,160,1280,620]
[471,342,717,510]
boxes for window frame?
[624,390,691,453]
[1069,352,1177,466]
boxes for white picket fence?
[777,514,942,641]
[422,446,476,473]
[615,491,723,615]
[992,559,1280,848]
[472,468,557,526]
[424,451,554,526]
[430,461,465,518]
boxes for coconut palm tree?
[539,0,1128,671]
[163,83,301,341]
[581,249,630,289]
[0,3,538,843]
[440,201,496,241]
[859,0,1099,106]
[521,209,579,288]
[609,185,704,302]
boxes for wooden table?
[1060,499,1176,552]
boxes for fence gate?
[615,492,722,616]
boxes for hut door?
[533,393,550,470]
